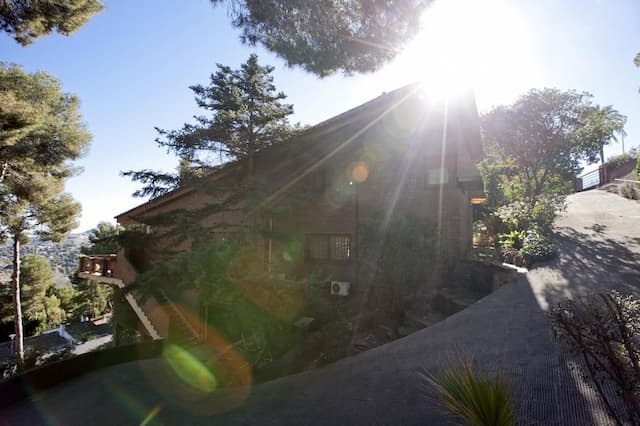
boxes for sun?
[379,0,541,107]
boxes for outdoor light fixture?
[470,197,487,204]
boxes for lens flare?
[108,384,163,426]
[348,161,369,183]
[227,245,305,321]
[139,309,253,416]
[163,344,217,392]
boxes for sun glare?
[380,0,541,107]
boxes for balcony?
[77,255,123,286]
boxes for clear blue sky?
[1,0,638,231]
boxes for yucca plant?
[423,359,515,426]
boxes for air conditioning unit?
[330,281,350,296]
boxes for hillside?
[0,232,90,280]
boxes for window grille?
[306,233,351,262]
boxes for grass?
[422,359,514,426]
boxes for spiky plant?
[423,359,514,426]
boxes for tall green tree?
[0,0,104,45]
[71,280,112,319]
[123,54,296,198]
[0,255,63,331]
[210,1,433,76]
[575,105,627,165]
[481,88,595,206]
[81,221,121,254]
[0,64,90,365]
[0,90,41,159]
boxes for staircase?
[155,290,201,345]
[78,252,202,344]
[122,289,162,340]
[79,253,165,341]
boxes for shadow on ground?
[2,190,639,425]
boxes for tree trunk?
[11,234,24,366]
[0,162,7,182]
[247,149,254,178]
[600,146,605,165]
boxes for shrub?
[498,230,525,250]
[500,247,524,266]
[606,148,639,171]
[495,201,531,232]
[495,197,564,234]
[549,291,640,424]
[422,358,514,426]
[520,229,557,265]
[620,183,638,200]
[1,347,72,379]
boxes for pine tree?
[0,255,60,329]
[210,0,432,76]
[123,54,296,198]
[81,221,122,255]
[0,64,90,365]
[0,0,104,45]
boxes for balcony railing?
[78,255,117,279]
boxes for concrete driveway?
[2,190,639,425]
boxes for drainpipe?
[355,182,359,286]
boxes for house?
[78,83,484,342]
[0,321,111,369]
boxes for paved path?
[2,190,640,425]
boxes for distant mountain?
[0,232,90,278]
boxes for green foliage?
[20,255,59,327]
[423,359,514,426]
[1,346,72,378]
[72,280,112,319]
[520,229,557,266]
[497,230,525,250]
[574,105,627,165]
[0,0,103,45]
[549,291,640,424]
[0,63,89,244]
[494,197,563,234]
[81,221,122,254]
[482,89,591,204]
[123,54,297,198]
[481,89,625,209]
[492,197,560,266]
[135,238,302,368]
[210,0,432,76]
[478,159,507,208]
[605,148,638,171]
[0,64,90,363]
[0,254,65,330]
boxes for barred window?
[306,234,351,262]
